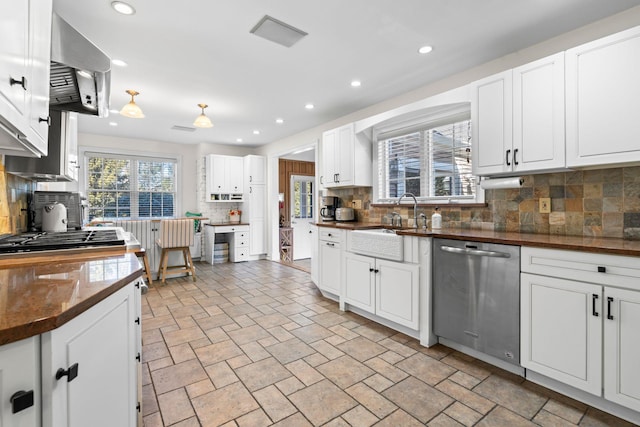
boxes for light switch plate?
[539,197,551,213]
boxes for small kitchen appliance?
[320,196,339,221]
[42,202,68,232]
[33,191,85,231]
[335,207,354,222]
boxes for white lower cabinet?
[0,336,40,427]
[344,252,419,330]
[318,228,342,296]
[41,283,140,427]
[521,246,640,414]
[604,287,640,412]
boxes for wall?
[327,166,640,240]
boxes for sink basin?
[350,228,404,261]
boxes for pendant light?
[120,90,145,118]
[193,103,213,128]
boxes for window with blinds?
[377,117,476,201]
[86,153,177,220]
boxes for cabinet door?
[245,155,266,185]
[513,52,565,172]
[604,287,640,412]
[521,273,602,395]
[566,26,640,168]
[343,252,375,312]
[321,129,337,187]
[471,70,513,176]
[42,284,138,427]
[0,337,40,427]
[376,259,419,329]
[208,155,226,193]
[227,156,244,193]
[319,241,341,295]
[310,225,318,285]
[27,0,52,153]
[0,1,29,123]
[335,124,354,186]
[248,185,266,255]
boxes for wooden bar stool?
[156,219,197,284]
[134,248,153,285]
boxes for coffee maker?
[320,196,339,221]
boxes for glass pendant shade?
[120,90,144,118]
[194,103,213,128]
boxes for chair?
[156,219,197,283]
[134,248,153,285]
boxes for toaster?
[335,208,355,221]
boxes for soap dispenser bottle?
[431,207,442,229]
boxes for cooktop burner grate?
[0,230,125,253]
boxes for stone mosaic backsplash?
[0,163,34,234]
[327,166,640,240]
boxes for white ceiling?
[53,0,640,148]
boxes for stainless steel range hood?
[49,13,111,116]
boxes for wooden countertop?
[0,252,143,346]
[316,222,640,257]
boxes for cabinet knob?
[10,390,34,414]
[10,76,27,90]
[56,363,79,382]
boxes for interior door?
[290,175,314,260]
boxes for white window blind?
[377,118,476,201]
[86,153,177,220]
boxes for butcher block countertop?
[0,252,143,346]
[316,222,640,257]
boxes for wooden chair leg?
[184,248,196,281]
[159,248,170,284]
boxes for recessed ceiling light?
[351,80,361,87]
[418,45,433,54]
[111,1,136,15]
[109,122,118,126]
[275,118,284,124]
[305,103,314,110]
[236,138,243,143]
[253,130,260,135]
[112,59,127,67]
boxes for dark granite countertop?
[316,222,640,257]
[0,252,143,345]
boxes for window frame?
[80,146,181,220]
[372,105,484,205]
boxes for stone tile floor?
[141,260,634,426]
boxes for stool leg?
[142,253,153,285]
[184,248,196,281]
[159,248,170,284]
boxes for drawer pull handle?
[369,267,374,272]
[56,363,79,382]
[607,297,614,320]
[10,76,27,90]
[326,242,335,247]
[11,390,34,413]
[597,266,606,273]
[592,294,599,317]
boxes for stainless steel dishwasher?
[433,238,521,366]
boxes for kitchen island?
[0,252,143,427]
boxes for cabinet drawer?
[235,248,249,261]
[235,231,249,239]
[319,228,341,243]
[521,247,640,289]
[235,238,249,249]
[214,225,248,233]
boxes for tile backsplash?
[328,166,640,240]
[0,163,35,234]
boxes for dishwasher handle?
[439,245,511,258]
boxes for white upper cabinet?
[566,26,640,168]
[244,154,266,185]
[0,0,52,157]
[206,155,244,201]
[321,123,371,188]
[472,52,565,176]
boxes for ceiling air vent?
[250,15,308,47]
[171,125,196,132]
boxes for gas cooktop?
[0,230,125,254]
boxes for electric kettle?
[42,202,68,232]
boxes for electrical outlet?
[539,197,551,213]
[352,199,362,209]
